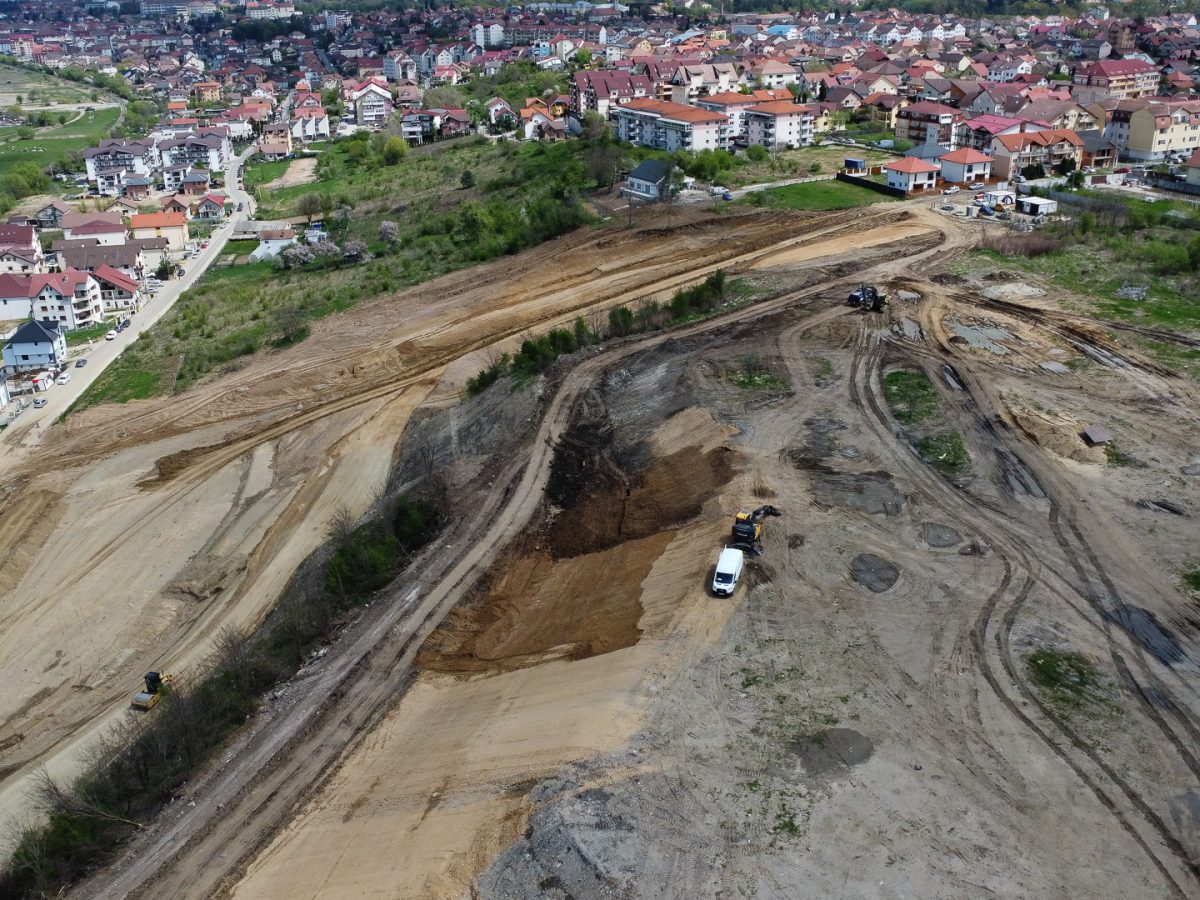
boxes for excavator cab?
[847,284,887,313]
[730,505,781,556]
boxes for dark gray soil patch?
[788,728,874,779]
[920,522,962,548]
[811,472,905,516]
[850,554,900,592]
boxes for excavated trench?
[418,392,734,678]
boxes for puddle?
[810,471,905,516]
[920,522,961,548]
[850,554,900,593]
[947,321,1015,355]
[788,728,874,779]
[1106,604,1186,667]
[899,318,924,342]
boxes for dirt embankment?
[419,398,736,677]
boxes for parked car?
[74,358,87,368]
[33,397,47,408]
[56,372,71,385]
[722,191,734,201]
[941,186,960,195]
[105,330,117,341]
[709,185,727,196]
[200,241,209,249]
[967,181,986,190]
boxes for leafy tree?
[155,259,173,280]
[745,145,768,163]
[380,136,407,165]
[574,48,592,66]
[423,85,466,110]
[297,193,323,224]
[1021,163,1047,181]
[460,169,475,189]
[277,244,314,269]
[379,220,399,246]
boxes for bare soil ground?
[15,196,1200,900]
[261,157,318,190]
[0,204,926,848]
[219,228,1200,898]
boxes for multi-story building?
[383,51,418,83]
[28,270,105,331]
[571,70,653,119]
[0,224,44,274]
[1073,59,1159,99]
[83,139,158,194]
[2,319,67,374]
[667,63,740,106]
[471,21,506,47]
[1088,98,1200,162]
[696,91,783,143]
[990,129,1084,178]
[744,101,815,151]
[350,79,394,128]
[610,99,728,152]
[895,101,964,150]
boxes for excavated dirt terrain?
[19,199,1200,900]
[0,203,937,848]
[226,242,1200,900]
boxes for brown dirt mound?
[417,531,674,677]
[548,445,734,558]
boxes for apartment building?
[990,128,1084,178]
[28,270,105,331]
[743,101,815,151]
[571,70,652,119]
[695,90,792,142]
[1073,59,1159,99]
[895,101,964,150]
[1088,97,1200,161]
[610,98,728,152]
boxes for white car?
[105,330,117,341]
[56,372,71,385]
[941,186,960,194]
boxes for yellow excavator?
[731,505,781,556]
[130,671,173,711]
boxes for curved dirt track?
[65,205,970,899]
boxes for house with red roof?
[938,147,994,184]
[990,129,1084,179]
[1073,59,1159,99]
[93,264,141,313]
[885,156,940,192]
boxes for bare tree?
[31,768,143,831]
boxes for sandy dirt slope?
[0,206,935,843]
[261,157,318,190]
[226,240,1200,898]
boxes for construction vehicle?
[730,505,781,555]
[130,671,172,711]
[847,284,887,313]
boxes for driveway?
[1,146,258,452]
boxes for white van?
[712,547,744,597]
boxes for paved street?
[1,146,258,452]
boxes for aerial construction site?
[1,201,1199,899]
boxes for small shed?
[844,157,866,172]
[1081,425,1112,446]
[1017,196,1058,216]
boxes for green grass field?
[0,105,120,173]
[0,63,98,105]
[747,178,902,211]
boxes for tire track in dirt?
[865,290,1200,892]
[842,319,1197,896]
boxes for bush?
[745,145,768,163]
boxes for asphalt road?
[1,146,258,449]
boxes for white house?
[290,108,330,143]
[383,50,418,82]
[3,319,67,373]
[0,224,44,274]
[250,228,297,261]
[93,264,141,313]
[27,270,104,331]
[130,212,190,252]
[623,158,670,201]
[937,147,994,184]
[0,272,33,319]
[351,79,394,128]
[884,157,940,192]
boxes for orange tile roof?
[747,100,812,116]
[618,97,727,123]
[939,147,993,164]
[130,211,187,229]
[885,157,940,173]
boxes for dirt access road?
[0,204,932,849]
[64,206,964,898]
[223,250,1200,897]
